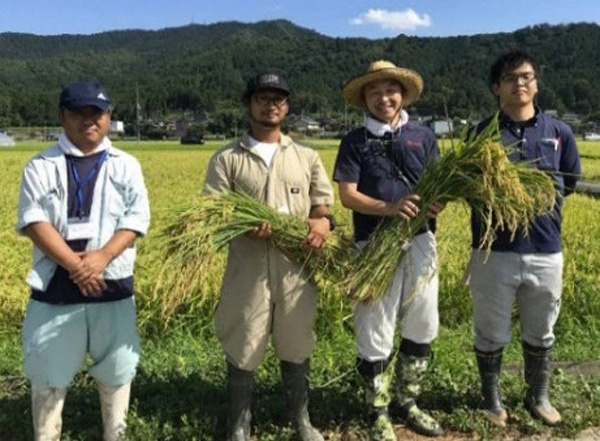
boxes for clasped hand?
[67,249,112,297]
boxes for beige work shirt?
[203,133,334,370]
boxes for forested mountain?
[1,20,599,127]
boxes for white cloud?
[350,8,431,31]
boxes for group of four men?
[17,49,580,440]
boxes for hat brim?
[342,67,423,109]
[61,98,111,112]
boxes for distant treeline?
[1,20,599,126]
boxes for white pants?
[354,232,439,361]
[468,250,563,352]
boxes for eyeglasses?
[252,94,288,107]
[500,72,537,85]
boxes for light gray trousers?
[467,250,563,352]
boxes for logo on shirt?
[405,140,423,149]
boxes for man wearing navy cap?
[17,80,150,441]
[204,72,334,441]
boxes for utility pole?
[136,83,141,144]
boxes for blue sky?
[2,0,599,38]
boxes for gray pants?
[467,250,563,352]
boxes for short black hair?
[489,50,539,88]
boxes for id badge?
[67,217,97,240]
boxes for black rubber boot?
[281,359,324,441]
[523,342,561,425]
[226,362,254,441]
[357,358,397,441]
[475,347,508,428]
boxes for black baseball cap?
[244,72,291,100]
[59,81,112,111]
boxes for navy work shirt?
[333,122,439,242]
[471,109,581,253]
[31,151,134,304]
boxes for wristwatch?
[324,214,336,231]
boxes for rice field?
[1,138,599,336]
[0,138,599,440]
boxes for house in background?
[0,131,15,147]
[292,116,322,135]
[110,120,125,136]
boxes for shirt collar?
[58,133,112,157]
[364,110,409,137]
[499,106,541,128]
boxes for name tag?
[67,217,97,240]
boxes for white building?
[0,131,15,147]
[110,121,125,135]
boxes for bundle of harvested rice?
[345,114,557,303]
[151,191,354,323]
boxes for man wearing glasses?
[467,50,581,428]
[203,72,334,441]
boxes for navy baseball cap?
[59,81,112,111]
[244,72,290,100]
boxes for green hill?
[0,20,599,126]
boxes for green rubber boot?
[357,358,397,441]
[395,353,443,437]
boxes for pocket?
[284,180,309,216]
[535,139,559,171]
[107,176,128,218]
[37,187,62,222]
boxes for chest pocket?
[37,185,63,225]
[107,176,129,218]
[283,178,310,216]
[535,138,560,171]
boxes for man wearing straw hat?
[333,61,444,439]
[467,50,580,428]
[203,71,334,441]
[16,80,150,441]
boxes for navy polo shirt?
[471,109,581,253]
[333,122,439,242]
[31,151,134,304]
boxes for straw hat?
[342,60,423,109]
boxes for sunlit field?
[1,138,598,440]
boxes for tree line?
[0,20,599,128]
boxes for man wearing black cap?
[17,80,150,441]
[204,72,334,441]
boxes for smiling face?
[363,79,404,126]
[59,105,111,153]
[248,88,289,129]
[492,62,538,110]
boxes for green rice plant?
[150,191,355,327]
[345,114,557,303]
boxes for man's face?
[363,80,403,124]
[249,88,289,128]
[59,106,111,151]
[492,62,538,108]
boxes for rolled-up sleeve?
[16,160,50,234]
[309,151,334,207]
[116,159,151,236]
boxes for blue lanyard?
[68,150,109,218]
